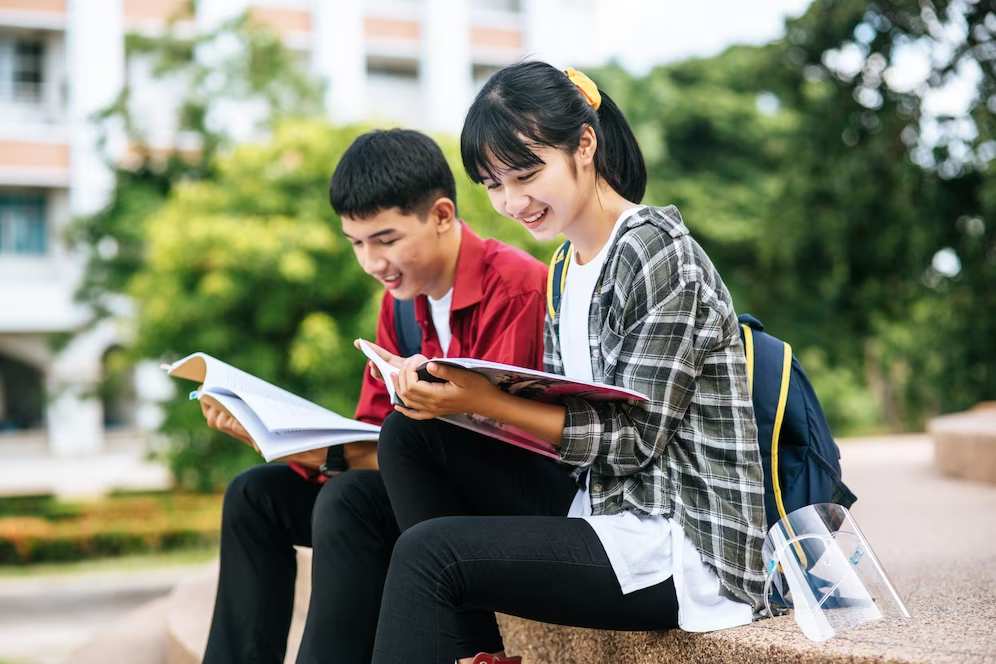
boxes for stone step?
[79,434,996,664]
[929,402,996,485]
[166,551,314,664]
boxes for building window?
[472,63,502,89]
[367,56,419,80]
[0,354,44,432]
[0,195,47,256]
[366,56,423,127]
[0,35,45,104]
[470,0,522,11]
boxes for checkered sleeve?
[558,275,705,476]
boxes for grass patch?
[0,544,219,579]
[0,491,223,566]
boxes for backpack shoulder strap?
[770,340,793,524]
[393,297,422,358]
[738,314,793,524]
[741,323,755,394]
[547,240,572,320]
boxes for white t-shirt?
[559,207,753,632]
[428,289,453,357]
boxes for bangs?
[461,97,549,184]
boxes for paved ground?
[2,434,994,664]
[0,568,192,664]
[496,434,996,663]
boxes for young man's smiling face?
[341,200,456,301]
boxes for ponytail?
[461,61,647,203]
[593,91,646,203]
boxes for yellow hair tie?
[565,67,601,111]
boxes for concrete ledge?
[68,595,170,664]
[929,402,996,485]
[166,549,313,664]
[80,436,996,664]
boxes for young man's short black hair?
[329,128,458,220]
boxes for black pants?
[373,413,680,664]
[202,465,399,664]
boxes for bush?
[0,492,222,566]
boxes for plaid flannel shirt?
[546,205,767,611]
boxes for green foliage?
[0,492,222,566]
[133,122,378,489]
[130,120,552,491]
[590,0,996,433]
[71,10,326,324]
[78,0,996,480]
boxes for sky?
[598,0,815,73]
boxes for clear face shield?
[762,503,911,642]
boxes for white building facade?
[0,0,614,462]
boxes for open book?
[357,341,649,460]
[164,353,380,462]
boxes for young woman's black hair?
[329,128,458,219]
[461,60,646,204]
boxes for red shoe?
[471,654,521,664]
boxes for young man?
[200,129,548,664]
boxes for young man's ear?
[426,197,457,233]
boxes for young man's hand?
[343,440,379,470]
[273,442,378,472]
[272,447,327,469]
[355,339,427,384]
[200,392,259,453]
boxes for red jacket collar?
[450,222,485,312]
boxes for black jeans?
[373,413,680,664]
[202,465,399,664]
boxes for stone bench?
[929,402,996,485]
[72,435,996,664]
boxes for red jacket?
[292,223,548,481]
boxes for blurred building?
[0,0,605,462]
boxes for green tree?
[132,121,372,489]
[762,0,996,426]
[129,119,553,490]
[591,0,996,432]
[71,10,325,321]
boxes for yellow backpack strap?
[741,323,755,395]
[770,341,807,567]
[770,341,793,523]
[546,240,572,319]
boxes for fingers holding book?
[354,339,408,382]
[199,390,260,454]
[394,361,497,420]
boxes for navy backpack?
[737,314,856,528]
[548,241,857,529]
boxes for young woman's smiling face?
[481,143,593,242]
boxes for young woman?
[365,61,767,664]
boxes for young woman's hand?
[393,359,499,419]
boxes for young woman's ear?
[427,197,457,233]
[576,125,597,168]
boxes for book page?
[437,414,559,460]
[422,357,649,403]
[169,352,376,433]
[357,340,404,406]
[209,393,381,462]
